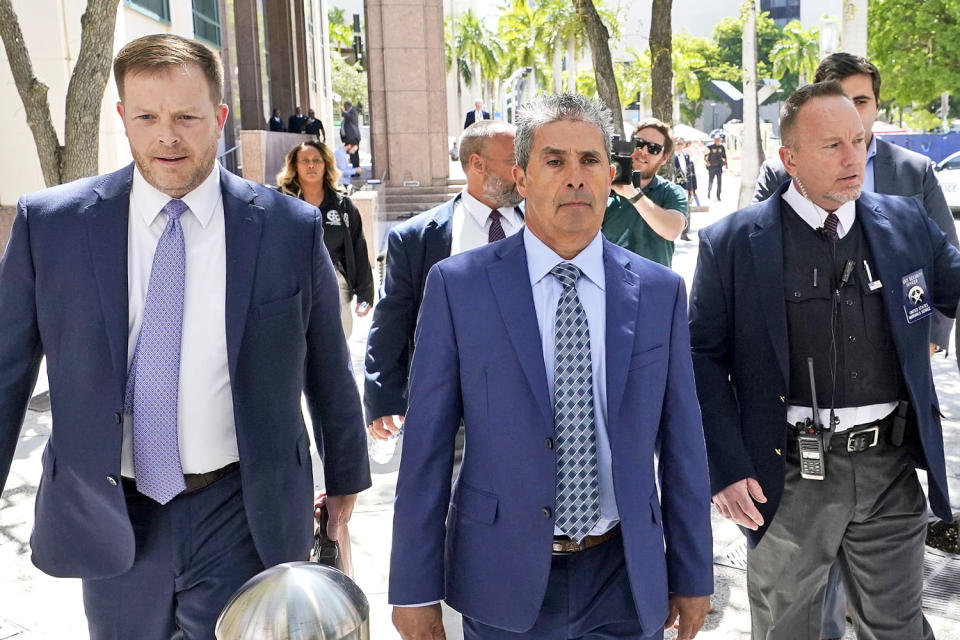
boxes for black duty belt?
[552,523,621,555]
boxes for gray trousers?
[746,432,934,640]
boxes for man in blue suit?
[365,120,523,438]
[0,35,370,639]
[389,93,713,640]
[464,99,492,129]
[691,81,960,639]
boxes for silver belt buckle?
[846,425,880,452]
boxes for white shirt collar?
[524,227,606,292]
[782,179,857,238]
[131,163,222,229]
[460,188,522,228]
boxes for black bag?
[311,503,343,571]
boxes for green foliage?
[327,7,353,50]
[869,0,960,113]
[901,107,943,132]
[769,20,819,86]
[707,11,781,90]
[331,54,367,112]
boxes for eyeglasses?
[297,158,324,167]
[632,138,664,155]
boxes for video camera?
[611,135,637,185]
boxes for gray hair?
[459,120,517,171]
[514,93,614,170]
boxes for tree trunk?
[0,0,118,187]
[553,48,563,94]
[573,0,624,137]
[739,0,764,208]
[649,0,673,125]
[567,35,576,92]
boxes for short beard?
[824,187,862,205]
[483,173,523,207]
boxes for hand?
[712,477,766,530]
[322,493,358,541]
[356,167,364,175]
[930,342,940,358]
[393,604,445,640]
[611,183,638,199]
[356,301,371,317]
[369,414,404,441]
[664,594,711,639]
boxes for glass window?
[193,0,221,47]
[124,0,170,23]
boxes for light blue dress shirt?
[862,134,878,193]
[523,227,619,535]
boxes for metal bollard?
[215,562,370,640]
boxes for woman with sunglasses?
[277,140,373,338]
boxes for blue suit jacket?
[389,232,713,633]
[363,196,457,424]
[0,165,371,578]
[690,186,960,547]
[464,110,491,129]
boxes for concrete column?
[266,0,298,118]
[234,0,267,130]
[841,0,868,58]
[292,0,312,112]
[365,0,449,186]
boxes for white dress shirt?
[449,189,523,256]
[122,164,239,477]
[524,228,619,535]
[782,181,897,432]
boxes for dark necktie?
[488,209,506,243]
[550,262,600,543]
[823,212,839,240]
[124,199,189,504]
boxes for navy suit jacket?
[753,139,959,347]
[690,185,960,547]
[464,109,491,129]
[363,196,457,424]
[389,232,713,633]
[0,164,371,579]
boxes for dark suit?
[0,165,371,630]
[753,138,959,349]
[464,109,491,129]
[363,197,457,424]
[389,232,713,635]
[691,187,960,542]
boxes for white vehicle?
[935,150,960,215]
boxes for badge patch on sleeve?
[901,269,932,324]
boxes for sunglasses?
[632,138,664,155]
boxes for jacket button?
[848,335,856,342]
[106,475,119,486]
[542,507,552,519]
[846,299,854,306]
[115,412,123,424]
[545,438,554,450]
[779,395,785,403]
[850,371,859,379]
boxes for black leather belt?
[552,523,621,555]
[830,414,893,453]
[123,461,240,498]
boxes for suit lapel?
[86,167,134,399]
[221,169,264,380]
[749,197,790,386]
[487,235,553,432]
[603,242,639,419]
[422,197,456,284]
[873,139,898,195]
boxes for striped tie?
[823,212,839,240]
[488,210,506,243]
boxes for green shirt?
[601,174,689,267]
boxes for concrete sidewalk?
[2,175,960,638]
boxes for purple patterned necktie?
[823,212,839,240]
[488,209,506,243]
[124,199,189,504]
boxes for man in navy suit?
[0,34,370,639]
[464,99,492,129]
[390,93,713,640]
[365,120,523,439]
[691,81,960,638]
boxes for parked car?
[935,150,960,215]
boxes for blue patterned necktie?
[550,262,600,543]
[124,199,189,504]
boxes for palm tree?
[739,0,764,208]
[446,11,501,115]
[769,20,819,87]
[649,0,673,126]
[574,0,625,135]
[497,0,550,90]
